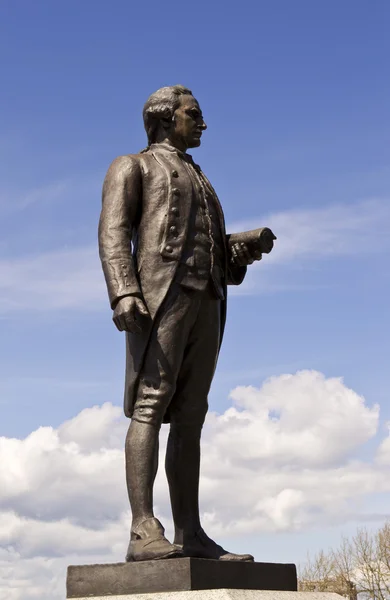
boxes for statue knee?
[132,377,176,428]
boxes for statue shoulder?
[104,153,143,185]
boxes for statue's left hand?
[230,242,262,267]
[112,296,149,333]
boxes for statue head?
[143,85,207,151]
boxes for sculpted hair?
[142,85,193,146]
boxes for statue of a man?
[99,85,273,563]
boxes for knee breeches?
[132,282,221,427]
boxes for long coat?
[98,143,246,418]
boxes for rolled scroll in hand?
[227,227,277,260]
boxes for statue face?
[170,95,207,149]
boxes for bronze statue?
[98,85,275,563]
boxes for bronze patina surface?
[98,85,276,563]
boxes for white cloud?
[0,181,68,216]
[229,198,390,266]
[0,246,106,312]
[17,182,68,211]
[0,177,100,214]
[376,423,390,465]
[0,370,389,598]
[0,551,120,600]
[0,198,389,312]
[228,197,390,294]
[206,370,379,468]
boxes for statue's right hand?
[112,296,149,333]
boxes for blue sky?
[0,1,389,597]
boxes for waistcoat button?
[172,170,179,178]
[171,207,179,216]
[165,245,173,253]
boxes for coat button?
[171,206,179,216]
[172,170,179,178]
[172,187,180,196]
[165,245,173,253]
[169,226,178,236]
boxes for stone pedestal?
[68,591,343,600]
[66,558,297,598]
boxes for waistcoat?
[179,159,225,300]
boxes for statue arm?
[226,257,247,285]
[224,233,246,285]
[225,226,276,285]
[98,155,142,309]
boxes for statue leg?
[165,284,218,544]
[165,284,254,562]
[165,421,203,545]
[125,281,206,561]
[125,418,183,561]
[125,419,159,531]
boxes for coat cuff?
[227,264,247,285]
[101,258,141,309]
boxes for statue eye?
[189,109,200,119]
